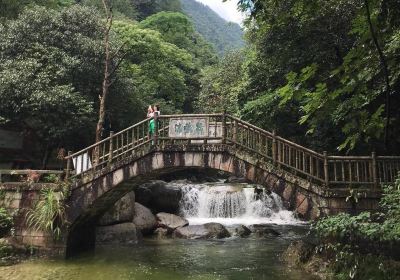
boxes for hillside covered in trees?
[181,0,244,54]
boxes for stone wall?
[0,183,65,254]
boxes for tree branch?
[364,0,392,151]
[108,49,129,79]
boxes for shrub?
[25,188,67,240]
[314,175,400,244]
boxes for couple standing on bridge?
[147,104,161,136]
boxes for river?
[0,181,316,280]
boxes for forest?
[0,0,248,167]
[1,0,398,168]
[0,1,400,279]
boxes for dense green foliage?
[0,208,13,237]
[0,1,221,166]
[181,0,244,55]
[139,11,217,67]
[0,0,398,159]
[196,50,245,115]
[0,6,101,148]
[133,0,182,20]
[233,0,400,154]
[312,176,400,279]
[114,20,195,113]
[315,177,400,244]
[0,0,75,21]
[81,0,137,19]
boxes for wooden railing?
[62,113,400,189]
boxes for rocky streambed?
[94,179,301,246]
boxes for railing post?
[153,113,158,146]
[323,151,329,187]
[108,131,114,164]
[233,119,238,145]
[272,130,277,166]
[372,152,378,189]
[221,112,226,144]
[65,151,72,180]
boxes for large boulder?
[132,203,157,233]
[96,223,141,245]
[227,225,251,237]
[98,192,135,226]
[173,223,230,239]
[135,180,182,213]
[248,224,281,237]
[156,212,188,232]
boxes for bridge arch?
[65,145,318,257]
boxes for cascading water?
[177,181,300,225]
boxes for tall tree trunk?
[364,0,392,151]
[41,143,52,169]
[95,0,113,143]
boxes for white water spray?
[176,182,300,226]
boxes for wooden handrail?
[57,113,400,188]
[65,117,152,159]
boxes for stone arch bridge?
[0,113,399,256]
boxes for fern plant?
[26,188,67,240]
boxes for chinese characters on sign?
[169,118,208,138]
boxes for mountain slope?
[181,0,244,55]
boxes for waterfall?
[177,182,300,225]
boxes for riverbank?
[282,239,400,280]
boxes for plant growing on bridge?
[26,188,67,240]
[0,208,13,238]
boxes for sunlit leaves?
[0,5,101,143]
[113,20,194,111]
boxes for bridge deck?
[2,114,399,189]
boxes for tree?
[196,50,246,115]
[0,5,103,166]
[80,0,137,20]
[132,0,181,20]
[273,0,400,153]
[96,0,113,144]
[235,0,400,154]
[139,11,218,112]
[0,0,74,21]
[139,11,217,67]
[236,0,357,151]
[113,20,195,113]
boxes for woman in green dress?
[147,105,155,137]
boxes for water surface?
[0,226,315,280]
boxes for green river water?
[0,225,316,280]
